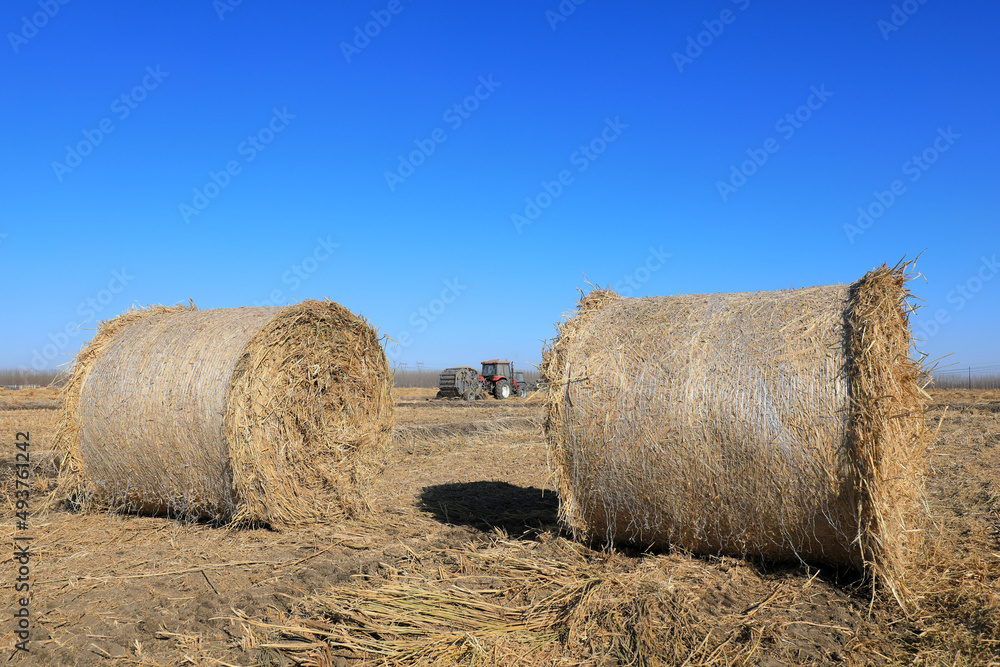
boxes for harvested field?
[0,387,61,411]
[2,388,998,665]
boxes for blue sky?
[2,0,997,374]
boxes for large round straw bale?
[55,299,393,527]
[543,264,926,600]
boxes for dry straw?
[543,262,927,603]
[54,299,393,527]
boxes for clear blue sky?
[2,1,997,374]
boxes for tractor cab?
[480,360,511,381]
[479,360,525,399]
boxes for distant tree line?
[392,365,541,388]
[929,366,1000,390]
[392,365,998,390]
[3,364,992,391]
[0,369,65,388]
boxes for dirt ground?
[2,387,998,665]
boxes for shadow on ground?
[419,481,559,536]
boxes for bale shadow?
[419,481,559,537]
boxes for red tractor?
[437,360,528,401]
[479,359,528,400]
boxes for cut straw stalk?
[54,299,393,527]
[542,262,927,602]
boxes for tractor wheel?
[463,388,477,402]
[494,379,511,400]
[517,384,527,398]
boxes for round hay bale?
[55,299,393,527]
[543,264,927,601]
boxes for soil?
[1,387,997,665]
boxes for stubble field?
[1,386,998,666]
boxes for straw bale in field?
[55,300,393,527]
[543,264,926,601]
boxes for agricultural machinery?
[437,360,528,401]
